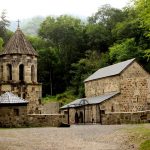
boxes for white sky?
[0,0,130,20]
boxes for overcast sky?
[0,0,130,20]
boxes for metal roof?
[0,92,28,104]
[0,28,38,56]
[84,58,135,82]
[61,91,119,109]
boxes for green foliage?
[42,96,57,104]
[70,50,109,97]
[135,0,150,37]
[0,37,4,51]
[42,90,76,105]
[140,140,150,150]
[109,38,143,62]
[56,90,76,105]
[27,1,150,99]
[0,10,10,42]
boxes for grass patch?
[125,124,150,150]
[42,90,77,105]
[140,140,150,150]
[42,96,57,104]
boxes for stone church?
[0,27,63,127]
[61,58,150,124]
[0,27,42,114]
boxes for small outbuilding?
[0,92,28,127]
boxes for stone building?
[0,27,64,127]
[0,27,42,114]
[0,92,28,127]
[61,58,150,124]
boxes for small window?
[38,98,41,104]
[101,110,105,114]
[111,105,114,112]
[14,109,19,116]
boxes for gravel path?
[0,125,138,150]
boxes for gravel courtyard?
[0,125,142,150]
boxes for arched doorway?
[19,64,24,81]
[75,111,79,124]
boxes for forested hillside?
[0,0,150,104]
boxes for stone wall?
[99,77,149,112]
[102,111,150,124]
[0,106,27,127]
[85,76,120,98]
[0,83,42,114]
[27,114,64,127]
[0,54,42,114]
[41,102,60,114]
[0,55,37,83]
[84,61,149,98]
[26,84,42,114]
[121,61,149,79]
[0,105,64,127]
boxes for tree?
[86,5,126,53]
[109,38,143,62]
[39,15,85,93]
[0,10,10,42]
[134,0,150,37]
[70,50,109,97]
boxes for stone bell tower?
[0,27,42,114]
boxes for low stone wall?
[27,114,64,127]
[0,113,64,128]
[41,102,60,114]
[102,111,150,124]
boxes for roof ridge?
[84,58,135,82]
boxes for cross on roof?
[16,19,20,28]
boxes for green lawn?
[140,140,150,150]
[126,124,150,150]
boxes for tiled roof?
[0,92,28,104]
[84,58,135,82]
[0,28,38,56]
[61,91,119,109]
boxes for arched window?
[1,65,3,80]
[31,65,35,82]
[7,64,12,80]
[19,64,24,81]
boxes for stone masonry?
[0,28,42,114]
[61,59,150,124]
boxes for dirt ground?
[0,124,144,150]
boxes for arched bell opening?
[31,65,35,82]
[7,64,12,80]
[19,64,24,81]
